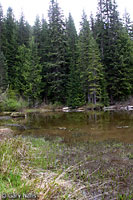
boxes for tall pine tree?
[94,0,133,102]
[66,13,84,107]
[46,0,68,103]
[3,7,18,87]
[78,11,106,104]
[14,42,42,105]
[0,51,8,91]
[17,12,31,47]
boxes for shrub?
[0,89,28,112]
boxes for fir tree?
[108,28,133,100]
[66,13,84,107]
[0,50,8,91]
[3,7,18,87]
[0,4,3,50]
[94,0,132,102]
[46,0,68,103]
[33,15,41,54]
[17,12,31,47]
[40,18,50,103]
[78,11,106,104]
[123,11,133,39]
[14,43,42,105]
[26,39,42,105]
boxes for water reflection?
[0,111,133,143]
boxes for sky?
[0,0,132,30]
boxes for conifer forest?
[0,0,133,108]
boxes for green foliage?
[17,12,31,47]
[67,65,85,108]
[66,13,84,108]
[13,43,42,106]
[3,98,27,111]
[0,4,3,50]
[46,0,68,103]
[0,1,132,106]
[0,88,28,111]
[93,0,133,102]
[0,51,8,91]
[2,7,18,86]
[3,98,22,111]
[78,11,107,105]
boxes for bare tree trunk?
[88,92,91,103]
[93,91,96,104]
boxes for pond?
[0,111,133,144]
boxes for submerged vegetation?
[0,136,132,199]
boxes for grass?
[0,138,33,195]
[0,136,132,199]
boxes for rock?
[104,105,133,111]
[76,107,85,112]
[0,127,13,140]
[62,107,70,112]
[119,106,127,111]
[6,124,27,130]
[0,127,13,134]
[0,112,12,116]
[127,106,133,111]
[58,127,67,130]
[117,126,129,129]
[62,107,69,110]
[103,106,117,111]
[119,105,133,111]
[11,112,26,118]
[0,116,11,120]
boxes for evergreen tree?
[0,5,6,53]
[94,0,132,102]
[14,43,42,105]
[17,12,31,47]
[78,11,106,104]
[87,37,107,104]
[46,0,68,103]
[0,4,3,50]
[40,18,50,103]
[66,13,84,107]
[108,28,133,100]
[33,15,41,54]
[3,7,18,86]
[78,11,91,104]
[27,39,42,105]
[0,50,8,91]
[40,18,49,63]
[123,11,133,39]
[0,0,132,106]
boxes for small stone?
[11,112,26,118]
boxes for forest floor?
[0,132,132,200]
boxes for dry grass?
[0,136,132,199]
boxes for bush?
[0,89,28,112]
[3,98,26,111]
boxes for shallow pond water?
[1,111,133,144]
